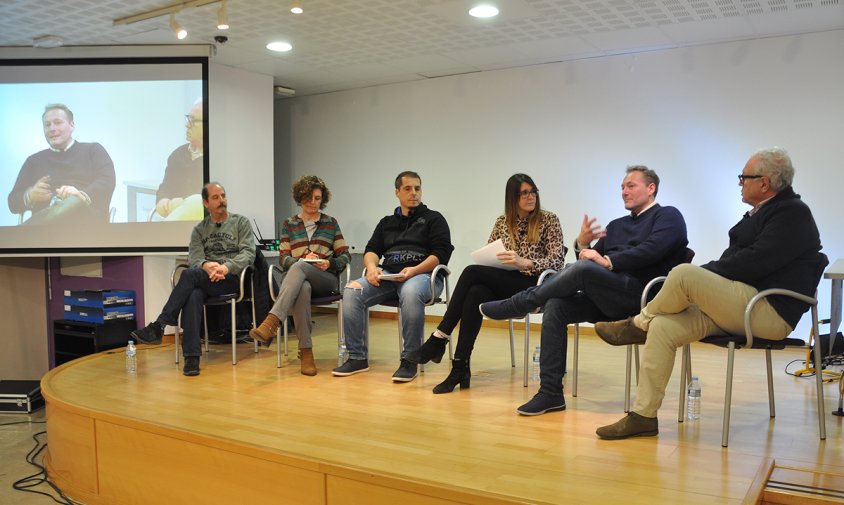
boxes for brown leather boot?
[249,313,280,346]
[299,348,317,376]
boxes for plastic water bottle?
[338,346,349,367]
[687,376,701,420]
[126,340,137,374]
[531,345,541,381]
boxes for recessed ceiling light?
[469,4,499,18]
[266,41,293,52]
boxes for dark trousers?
[437,265,537,360]
[515,260,644,396]
[156,267,239,357]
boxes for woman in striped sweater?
[250,175,351,375]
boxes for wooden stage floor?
[42,315,844,504]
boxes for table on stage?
[823,258,844,416]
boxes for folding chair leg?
[251,296,258,355]
[634,344,640,384]
[336,300,346,367]
[810,305,827,440]
[203,306,210,356]
[572,323,579,397]
[765,349,775,418]
[722,342,736,447]
[523,315,530,387]
[277,321,285,368]
[508,319,516,368]
[624,344,632,412]
[175,319,181,364]
[678,344,690,423]
[284,316,290,356]
[396,309,403,356]
[230,300,238,365]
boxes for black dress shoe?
[516,393,566,416]
[131,321,164,345]
[479,299,528,321]
[183,356,200,376]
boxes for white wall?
[143,63,275,324]
[276,29,844,339]
[209,63,275,237]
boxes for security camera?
[214,35,228,44]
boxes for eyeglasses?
[519,189,539,198]
[185,115,204,127]
[737,174,764,183]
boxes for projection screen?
[0,57,208,255]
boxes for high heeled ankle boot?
[249,313,281,346]
[407,333,448,364]
[432,358,470,394]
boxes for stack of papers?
[470,239,519,270]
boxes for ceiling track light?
[217,0,229,30]
[113,1,226,28]
[290,0,303,14]
[170,13,188,40]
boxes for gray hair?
[751,147,794,191]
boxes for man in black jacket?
[333,171,453,382]
[594,147,826,440]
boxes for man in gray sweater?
[131,182,255,376]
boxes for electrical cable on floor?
[785,356,844,380]
[9,430,78,504]
[0,420,45,426]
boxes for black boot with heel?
[407,333,448,364]
[432,358,470,394]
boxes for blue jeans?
[510,260,644,396]
[156,267,240,357]
[342,273,443,360]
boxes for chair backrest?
[640,247,694,307]
[807,252,829,296]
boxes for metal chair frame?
[640,275,827,447]
[504,269,557,387]
[171,263,258,365]
[357,264,452,373]
[268,263,350,368]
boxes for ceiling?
[2,0,843,97]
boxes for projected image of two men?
[0,60,207,253]
[3,86,204,227]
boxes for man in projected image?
[152,99,205,221]
[7,103,116,225]
[479,166,688,416]
[131,182,255,376]
[332,171,454,382]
